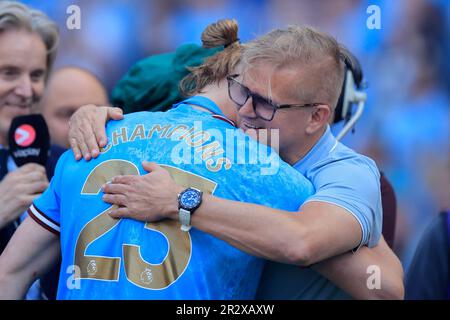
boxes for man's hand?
[68,104,123,161]
[0,163,49,229]
[102,162,183,222]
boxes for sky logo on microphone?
[14,124,36,147]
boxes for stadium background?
[21,0,450,275]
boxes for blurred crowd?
[21,0,449,272]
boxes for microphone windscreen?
[8,114,50,167]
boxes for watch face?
[180,189,201,210]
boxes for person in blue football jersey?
[66,20,404,299]
[0,20,402,300]
[0,93,316,299]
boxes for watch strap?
[179,208,192,232]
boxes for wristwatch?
[178,187,203,231]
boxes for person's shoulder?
[412,212,449,258]
[115,111,163,124]
[315,142,380,180]
[46,144,69,178]
[49,144,66,159]
[334,141,378,168]
[103,111,170,135]
[420,212,448,246]
[405,211,449,299]
[53,148,76,169]
[115,108,212,126]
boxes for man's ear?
[305,105,331,135]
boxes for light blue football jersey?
[29,96,314,300]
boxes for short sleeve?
[28,151,69,235]
[305,156,383,248]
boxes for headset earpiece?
[333,49,366,140]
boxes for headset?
[333,49,367,141]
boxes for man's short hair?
[241,26,345,110]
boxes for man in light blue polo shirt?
[295,125,382,249]
[256,124,382,299]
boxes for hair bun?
[201,18,239,48]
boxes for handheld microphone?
[8,114,50,167]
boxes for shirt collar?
[172,96,226,117]
[293,125,338,175]
[172,96,236,127]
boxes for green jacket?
[111,44,223,114]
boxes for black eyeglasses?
[226,74,324,121]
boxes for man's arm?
[0,216,60,299]
[312,236,404,299]
[103,162,362,266]
[68,106,365,264]
[103,164,403,299]
[405,213,449,299]
[192,194,403,299]
[187,195,362,266]
[74,106,376,266]
[192,192,403,299]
